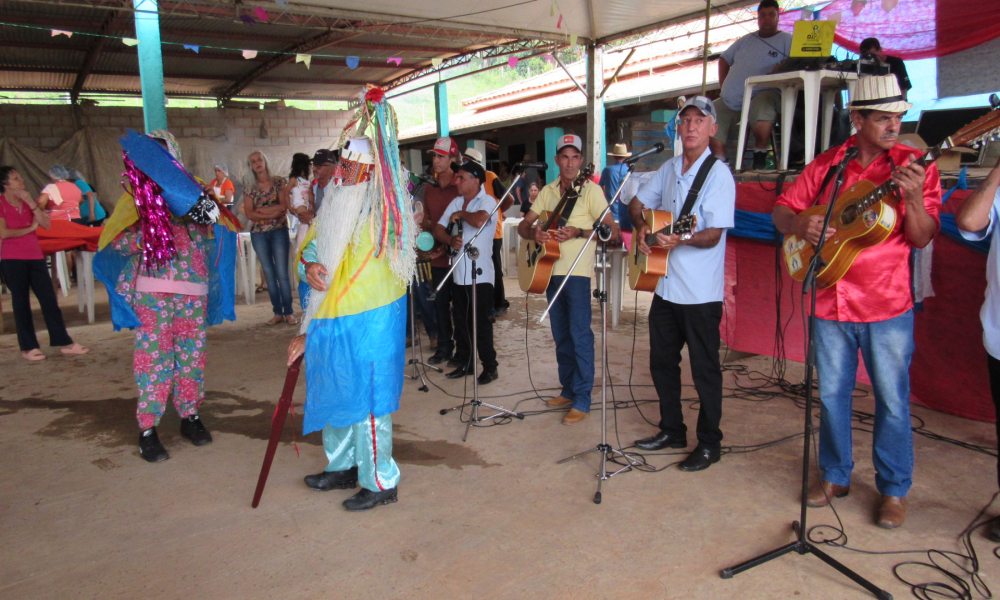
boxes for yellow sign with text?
[790,21,836,57]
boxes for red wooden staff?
[252,355,303,508]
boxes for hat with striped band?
[847,74,913,113]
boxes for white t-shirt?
[719,31,793,110]
[437,188,499,286]
[289,177,311,211]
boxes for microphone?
[514,161,548,171]
[414,173,439,188]
[624,143,665,165]
[839,146,859,167]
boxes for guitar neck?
[851,149,939,213]
[645,221,680,245]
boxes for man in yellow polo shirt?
[517,134,618,424]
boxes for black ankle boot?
[343,487,398,511]
[139,427,169,463]
[180,415,213,446]
[304,467,359,491]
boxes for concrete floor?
[1,279,999,600]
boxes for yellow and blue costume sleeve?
[302,231,406,434]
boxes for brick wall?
[0,104,353,151]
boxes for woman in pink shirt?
[0,166,88,360]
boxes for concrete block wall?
[0,104,353,151]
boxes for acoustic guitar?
[783,107,1000,287]
[627,210,697,292]
[517,164,595,293]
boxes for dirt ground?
[1,277,999,600]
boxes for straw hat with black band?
[847,74,913,113]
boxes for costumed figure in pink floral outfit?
[95,130,241,463]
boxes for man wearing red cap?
[517,134,618,425]
[421,137,462,366]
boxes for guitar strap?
[550,184,583,229]
[679,155,719,217]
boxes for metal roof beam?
[70,3,127,104]
[216,29,365,103]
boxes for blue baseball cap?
[680,95,717,124]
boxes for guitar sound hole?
[841,204,860,226]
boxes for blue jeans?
[814,310,915,497]
[546,275,595,413]
[251,228,293,316]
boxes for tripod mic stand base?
[720,525,893,600]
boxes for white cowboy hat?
[847,74,913,113]
[607,143,632,158]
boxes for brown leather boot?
[805,479,850,507]
[877,495,907,529]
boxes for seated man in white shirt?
[709,0,792,170]
[432,159,500,385]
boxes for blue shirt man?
[600,144,634,231]
[628,96,736,472]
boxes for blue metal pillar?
[544,127,565,178]
[434,82,449,138]
[134,0,167,133]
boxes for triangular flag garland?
[387,57,402,66]
[295,54,312,69]
[239,14,256,25]
[507,56,519,68]
[274,0,288,6]
[346,56,360,69]
[242,49,258,59]
[550,0,555,16]
[881,0,898,11]
[557,14,563,29]
[122,37,139,46]
[569,33,577,47]
[431,58,443,67]
[544,54,556,65]
[183,44,200,53]
[253,7,268,22]
[51,30,72,38]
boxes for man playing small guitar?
[772,75,942,529]
[517,134,618,425]
[626,96,736,472]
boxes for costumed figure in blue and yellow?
[94,130,240,463]
[286,86,416,511]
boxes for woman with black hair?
[283,152,314,252]
[0,166,88,360]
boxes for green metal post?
[434,82,449,138]
[544,127,565,178]
[133,0,167,133]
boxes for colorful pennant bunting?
[50,30,72,38]
[295,54,312,69]
[253,7,268,21]
[387,57,402,66]
[508,56,519,68]
[183,44,200,53]
[346,56,360,69]
[122,37,139,46]
[242,49,258,59]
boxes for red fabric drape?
[723,183,994,422]
[36,220,102,254]
[779,0,1000,60]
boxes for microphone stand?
[721,150,891,599]
[437,175,526,442]
[407,187,442,390]
[552,165,644,504]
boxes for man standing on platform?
[708,0,792,169]
[628,97,735,471]
[433,159,500,384]
[517,134,618,425]
[422,137,462,367]
[772,75,941,529]
[955,155,1000,541]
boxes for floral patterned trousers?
[133,292,207,429]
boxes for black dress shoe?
[343,487,398,511]
[678,444,721,472]
[447,356,469,369]
[139,427,169,463]
[304,467,358,491]
[495,305,509,318]
[446,366,470,379]
[427,348,453,365]
[989,519,1000,543]
[180,415,213,446]
[477,368,498,385]
[634,431,687,451]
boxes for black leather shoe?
[447,356,469,369]
[477,368,498,385]
[446,366,470,379]
[495,305,509,318]
[343,487,398,511]
[989,519,1000,543]
[678,444,721,472]
[427,348,453,365]
[139,427,169,463]
[752,151,768,171]
[304,467,358,491]
[634,431,687,451]
[180,415,213,446]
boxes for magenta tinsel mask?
[122,152,177,272]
